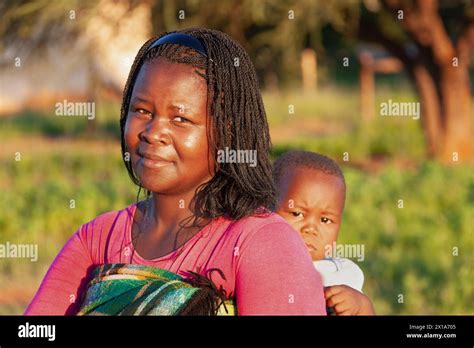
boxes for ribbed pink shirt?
[25,204,326,315]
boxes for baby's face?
[276,167,345,261]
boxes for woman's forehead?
[132,59,208,105]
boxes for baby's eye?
[291,211,303,218]
[321,217,333,224]
[173,116,191,123]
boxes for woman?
[25,28,326,315]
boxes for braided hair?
[120,28,275,223]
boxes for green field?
[0,87,472,314]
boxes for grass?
[0,87,472,314]
[0,99,121,140]
[264,86,426,163]
[340,162,473,314]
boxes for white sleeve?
[313,258,365,292]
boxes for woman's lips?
[139,155,173,169]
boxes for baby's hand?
[324,285,375,315]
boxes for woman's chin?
[136,179,177,195]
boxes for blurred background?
[0,0,473,314]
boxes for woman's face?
[124,57,215,195]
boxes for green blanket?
[77,263,236,316]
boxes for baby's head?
[273,151,346,261]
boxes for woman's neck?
[139,190,200,239]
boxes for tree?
[149,0,359,88]
[358,0,473,162]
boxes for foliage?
[0,89,472,314]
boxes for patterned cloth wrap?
[76,263,236,316]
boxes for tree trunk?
[411,63,443,157]
[359,52,375,121]
[380,0,473,162]
[418,0,473,162]
[439,61,472,162]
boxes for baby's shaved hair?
[273,150,346,189]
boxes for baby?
[273,150,375,315]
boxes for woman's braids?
[120,28,276,223]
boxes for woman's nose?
[140,117,170,144]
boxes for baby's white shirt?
[313,257,365,292]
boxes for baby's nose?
[301,225,317,235]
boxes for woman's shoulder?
[77,203,136,237]
[226,209,289,230]
[223,209,300,247]
[227,210,314,282]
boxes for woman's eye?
[135,108,152,117]
[321,217,333,224]
[291,211,303,218]
[173,116,191,123]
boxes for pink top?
[25,204,326,315]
